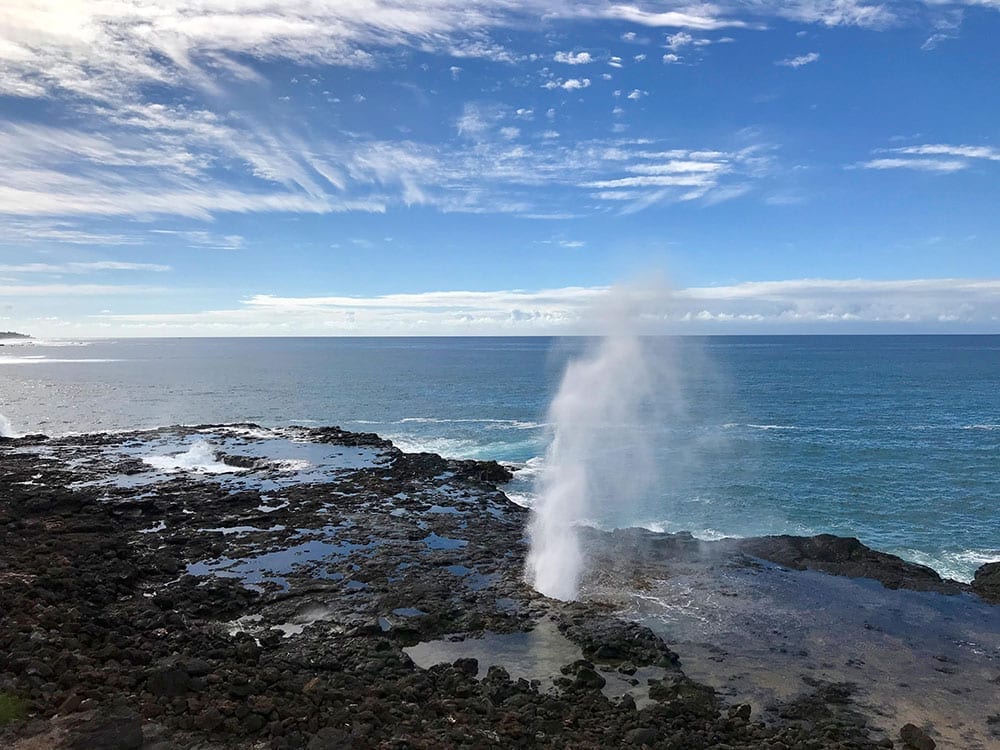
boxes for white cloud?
[0,0,986,111]
[666,32,695,50]
[150,230,245,250]
[776,52,821,67]
[662,53,680,63]
[544,78,591,91]
[554,51,593,65]
[65,277,1000,336]
[0,220,142,246]
[895,144,1000,161]
[857,157,967,172]
[594,5,748,30]
[0,0,986,230]
[0,283,166,296]
[767,1,895,28]
[856,143,1000,173]
[0,261,170,273]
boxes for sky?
[1,0,999,336]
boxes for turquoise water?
[1,335,998,580]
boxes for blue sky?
[1,0,999,336]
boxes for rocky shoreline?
[1,425,997,749]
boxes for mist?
[0,413,19,438]
[524,282,689,601]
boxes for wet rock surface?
[972,562,1000,604]
[1,424,995,749]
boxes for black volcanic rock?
[900,722,936,750]
[736,534,966,594]
[0,424,948,750]
[972,561,1000,603]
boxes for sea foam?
[144,440,238,474]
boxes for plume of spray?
[0,413,19,439]
[525,280,682,601]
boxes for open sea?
[1,335,998,582]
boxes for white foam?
[257,500,290,513]
[201,425,273,440]
[200,525,286,535]
[0,413,19,438]
[272,459,312,472]
[898,547,1000,583]
[143,440,238,474]
[399,417,544,429]
[0,338,90,348]
[0,356,119,365]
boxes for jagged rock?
[736,535,964,594]
[452,657,479,677]
[307,726,356,749]
[145,665,191,697]
[729,703,752,721]
[0,424,953,750]
[625,727,659,745]
[68,707,142,750]
[647,677,717,716]
[900,723,936,750]
[972,561,1000,604]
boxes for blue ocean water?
[1,335,998,581]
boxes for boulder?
[971,561,1000,604]
[900,723,936,750]
[68,708,142,750]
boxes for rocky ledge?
[1,425,996,750]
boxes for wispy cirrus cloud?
[855,143,1000,172]
[586,5,750,30]
[0,261,169,274]
[0,2,965,107]
[0,101,777,222]
[0,0,995,234]
[0,219,143,246]
[0,283,167,297]
[776,52,821,67]
[150,230,245,251]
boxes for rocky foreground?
[1,425,997,750]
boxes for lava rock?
[971,561,1000,604]
[69,707,143,750]
[900,723,936,750]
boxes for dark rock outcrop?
[900,722,936,750]
[0,425,939,750]
[736,534,966,594]
[971,561,1000,604]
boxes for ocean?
[1,334,998,582]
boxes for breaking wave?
[144,440,239,474]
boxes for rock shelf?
[1,425,996,749]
